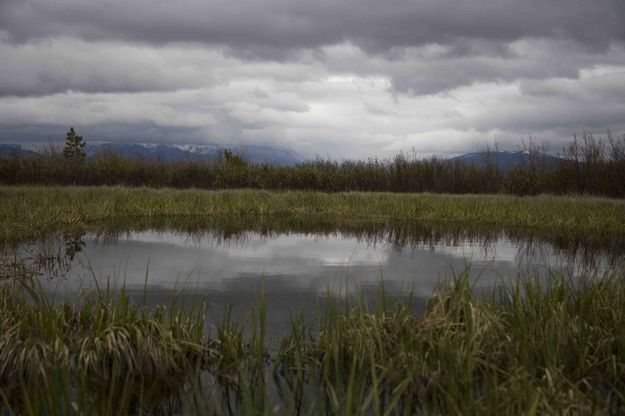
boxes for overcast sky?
[1,0,624,158]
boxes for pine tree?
[63,127,86,162]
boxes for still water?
[19,225,619,293]
[10,222,622,333]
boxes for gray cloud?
[2,0,625,98]
[453,69,625,134]
[3,37,624,98]
[0,0,624,158]
[320,40,625,95]
[0,40,215,96]
[1,0,624,54]
[0,38,327,96]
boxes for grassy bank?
[1,186,624,243]
[1,270,625,414]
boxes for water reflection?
[10,219,623,293]
[4,219,623,335]
[88,216,625,264]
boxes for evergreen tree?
[63,127,86,161]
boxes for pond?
[3,218,625,413]
[9,219,624,333]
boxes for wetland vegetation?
[0,200,623,414]
[2,268,625,414]
[1,186,624,245]
[1,134,625,414]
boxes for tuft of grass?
[0,279,210,414]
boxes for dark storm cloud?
[1,0,624,158]
[1,0,624,54]
[3,0,623,98]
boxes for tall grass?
[2,132,625,197]
[275,270,625,414]
[0,278,209,414]
[1,186,624,245]
[1,266,625,414]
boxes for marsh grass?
[1,265,625,414]
[0,277,210,414]
[1,186,624,245]
[277,271,625,414]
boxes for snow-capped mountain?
[83,143,302,165]
[0,142,303,165]
[171,144,223,155]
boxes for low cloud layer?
[1,0,624,158]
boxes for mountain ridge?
[84,143,302,166]
[1,144,566,168]
[0,142,302,166]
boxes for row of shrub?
[1,133,624,197]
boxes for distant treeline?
[1,133,624,197]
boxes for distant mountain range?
[0,143,302,166]
[449,150,564,169]
[84,143,303,166]
[0,144,565,169]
